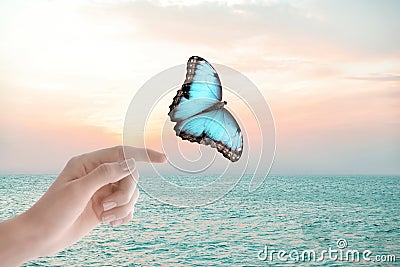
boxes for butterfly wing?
[169,56,222,122]
[174,108,243,162]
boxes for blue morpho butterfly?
[168,56,243,162]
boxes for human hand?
[0,146,166,266]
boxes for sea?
[0,175,399,266]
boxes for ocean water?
[0,175,399,266]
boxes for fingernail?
[120,158,135,172]
[112,219,123,227]
[102,214,116,223]
[103,201,117,211]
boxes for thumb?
[80,158,136,193]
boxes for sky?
[0,0,399,175]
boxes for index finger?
[68,146,166,177]
[87,145,166,164]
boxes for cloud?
[346,73,400,81]
[304,0,400,56]
[84,0,400,58]
[83,1,337,56]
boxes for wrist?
[0,211,45,266]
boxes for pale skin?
[0,146,166,266]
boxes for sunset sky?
[0,0,399,174]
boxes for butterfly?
[168,56,243,162]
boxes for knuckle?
[66,155,81,167]
[134,169,140,180]
[119,192,132,206]
[121,204,134,217]
[112,145,125,161]
[97,163,113,176]
[129,171,139,184]
[126,213,133,221]
[111,204,131,219]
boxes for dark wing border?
[174,124,243,163]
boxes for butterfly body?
[168,56,243,162]
[200,100,226,114]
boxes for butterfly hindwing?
[174,109,243,162]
